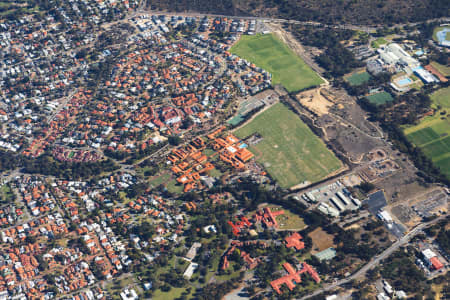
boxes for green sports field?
[230,34,323,93]
[345,71,371,86]
[366,91,394,105]
[404,87,450,178]
[234,102,342,188]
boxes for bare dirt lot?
[323,119,386,163]
[374,152,430,205]
[308,227,336,254]
[331,101,383,139]
[296,88,334,116]
[391,188,448,228]
[306,96,388,164]
[391,204,421,228]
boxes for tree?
[36,255,48,271]
[357,182,375,193]
[44,274,56,285]
[25,235,37,244]
[168,135,182,146]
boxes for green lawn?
[345,71,371,86]
[276,208,306,230]
[421,136,450,160]
[215,263,242,282]
[148,172,171,188]
[202,148,215,157]
[404,87,450,178]
[0,184,15,204]
[166,179,184,194]
[152,287,189,300]
[436,156,450,178]
[406,127,440,146]
[366,91,394,105]
[371,37,387,48]
[230,34,323,92]
[104,275,137,300]
[248,204,306,230]
[228,114,245,126]
[207,167,223,178]
[149,256,194,299]
[431,61,450,77]
[431,87,450,108]
[234,102,342,188]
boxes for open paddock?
[308,227,336,253]
[234,102,342,189]
[230,34,323,92]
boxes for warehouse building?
[422,248,444,270]
[377,43,420,73]
[413,67,439,84]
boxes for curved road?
[299,216,445,299]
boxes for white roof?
[422,248,437,260]
[227,146,237,153]
[414,68,438,83]
[183,262,198,279]
[396,291,407,298]
[378,210,393,222]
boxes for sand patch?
[296,88,334,116]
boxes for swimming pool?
[397,77,412,86]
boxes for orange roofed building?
[284,232,305,251]
[253,207,284,228]
[270,262,320,295]
[430,256,444,270]
[228,216,252,236]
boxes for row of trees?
[291,26,362,78]
[24,154,118,179]
[437,227,450,254]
